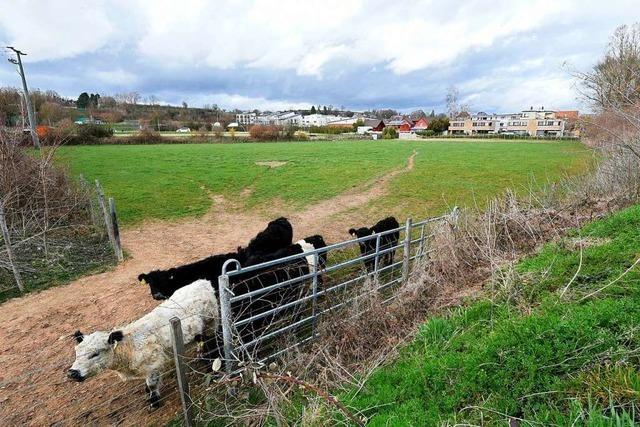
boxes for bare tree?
[579,24,640,111]
[574,23,640,159]
[445,85,470,118]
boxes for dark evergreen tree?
[76,92,90,109]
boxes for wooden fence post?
[79,174,98,227]
[401,218,412,285]
[108,198,123,262]
[170,317,195,427]
[95,180,115,248]
[0,202,24,292]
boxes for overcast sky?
[0,0,636,113]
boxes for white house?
[301,114,342,127]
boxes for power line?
[5,46,41,149]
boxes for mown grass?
[344,204,640,426]
[56,140,591,225]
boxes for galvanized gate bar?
[217,274,235,378]
[311,252,319,337]
[373,233,381,283]
[402,218,412,285]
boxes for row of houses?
[235,111,432,132]
[448,108,578,137]
[236,111,363,128]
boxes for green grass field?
[57,139,592,226]
[344,204,640,426]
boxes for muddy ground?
[0,154,416,426]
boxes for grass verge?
[344,204,640,425]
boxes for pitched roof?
[387,119,410,126]
[408,110,426,121]
[364,118,384,127]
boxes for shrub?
[427,117,450,133]
[382,127,398,139]
[294,130,310,141]
[249,124,282,141]
[44,123,114,145]
[76,123,114,140]
[308,125,348,134]
[417,129,436,137]
[125,129,164,144]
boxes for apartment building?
[448,107,567,137]
[236,112,257,126]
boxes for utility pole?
[7,46,40,149]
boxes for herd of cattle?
[67,216,400,409]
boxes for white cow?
[67,279,218,409]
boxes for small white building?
[327,117,358,126]
[301,114,342,127]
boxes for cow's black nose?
[67,369,83,381]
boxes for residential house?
[412,117,430,131]
[301,114,342,127]
[448,107,567,137]
[236,112,256,126]
[327,117,358,127]
[386,116,412,132]
[364,118,385,132]
[408,110,427,123]
[275,111,303,126]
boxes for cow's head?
[138,270,175,300]
[67,330,123,382]
[349,227,375,254]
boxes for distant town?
[233,107,580,138]
[0,87,580,141]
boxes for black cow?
[139,217,293,300]
[138,252,246,300]
[231,235,328,354]
[349,216,400,272]
[237,217,293,260]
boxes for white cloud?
[183,93,311,111]
[463,73,579,113]
[94,68,137,86]
[0,0,115,61]
[1,0,637,111]
[130,0,576,77]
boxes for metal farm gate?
[215,208,458,378]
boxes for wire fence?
[0,176,122,301]
[0,209,457,426]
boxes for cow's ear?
[108,330,124,344]
[74,330,84,343]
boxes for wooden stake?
[108,198,123,262]
[170,317,194,427]
[0,202,24,292]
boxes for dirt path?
[0,152,416,426]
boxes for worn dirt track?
[0,153,416,426]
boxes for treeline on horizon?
[0,87,442,132]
